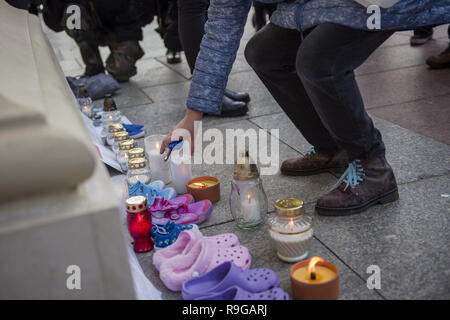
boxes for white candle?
[169,157,192,194]
[145,135,171,184]
[81,105,92,117]
[241,193,261,223]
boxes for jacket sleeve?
[186,0,252,115]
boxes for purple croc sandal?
[150,196,213,225]
[194,286,289,300]
[182,261,280,300]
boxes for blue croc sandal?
[152,221,197,250]
[128,180,176,205]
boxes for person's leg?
[177,0,208,72]
[296,24,393,160]
[295,23,398,215]
[410,26,433,46]
[426,25,450,69]
[63,3,104,76]
[245,24,341,154]
[177,0,249,116]
[164,0,183,64]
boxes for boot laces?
[333,160,365,191]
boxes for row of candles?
[79,92,339,300]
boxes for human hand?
[160,109,203,156]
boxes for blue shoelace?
[333,160,365,191]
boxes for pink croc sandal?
[159,237,251,291]
[153,230,241,271]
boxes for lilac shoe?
[182,261,280,300]
[193,286,289,300]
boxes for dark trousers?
[177,0,209,72]
[245,23,393,160]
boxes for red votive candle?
[126,196,153,253]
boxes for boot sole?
[315,188,399,216]
[281,166,346,176]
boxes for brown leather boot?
[281,147,348,176]
[106,41,145,82]
[315,156,399,216]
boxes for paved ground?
[45,17,450,300]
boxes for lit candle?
[268,198,313,262]
[81,104,92,117]
[241,193,260,223]
[290,257,339,300]
[144,135,171,184]
[126,196,153,252]
[186,176,220,203]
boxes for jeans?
[245,23,393,160]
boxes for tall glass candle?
[169,143,192,194]
[144,135,171,184]
[126,196,153,252]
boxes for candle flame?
[288,219,294,227]
[193,182,207,188]
[247,194,251,203]
[308,256,324,280]
[156,142,160,149]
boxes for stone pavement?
[44,17,450,300]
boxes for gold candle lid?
[119,139,136,151]
[108,123,124,133]
[232,151,259,180]
[128,157,147,169]
[129,147,145,159]
[125,196,147,213]
[114,131,129,141]
[274,198,305,217]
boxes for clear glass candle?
[112,131,129,153]
[144,135,171,184]
[107,123,124,146]
[117,139,136,172]
[127,157,151,187]
[77,84,93,117]
[229,152,267,229]
[268,198,313,262]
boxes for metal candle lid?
[114,131,129,141]
[103,94,117,111]
[128,157,147,169]
[128,147,145,159]
[108,123,124,133]
[125,196,147,213]
[119,139,136,151]
[274,198,305,217]
[232,151,259,181]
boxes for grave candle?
[169,151,192,194]
[187,176,220,203]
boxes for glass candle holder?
[229,152,267,229]
[128,147,145,160]
[107,123,124,146]
[144,135,171,184]
[268,198,313,262]
[79,98,93,117]
[127,157,151,186]
[169,143,192,194]
[112,131,129,153]
[102,110,122,124]
[126,196,153,252]
[117,139,136,172]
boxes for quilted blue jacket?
[187,0,450,115]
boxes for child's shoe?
[128,180,176,205]
[151,221,196,250]
[159,238,251,291]
[182,261,280,300]
[153,229,240,271]
[150,196,212,225]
